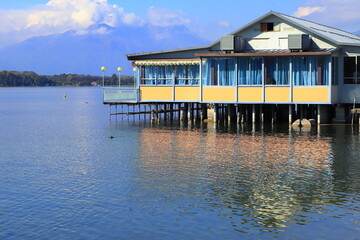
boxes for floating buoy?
[63,94,67,98]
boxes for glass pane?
[344,57,356,84]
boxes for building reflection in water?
[136,123,360,233]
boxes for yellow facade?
[238,87,262,102]
[175,87,200,101]
[265,87,290,102]
[138,86,330,103]
[293,87,329,103]
[202,87,236,102]
[140,86,173,101]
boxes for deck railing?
[103,87,139,103]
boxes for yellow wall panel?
[265,87,290,102]
[293,87,329,103]
[202,87,236,102]
[175,87,200,101]
[238,87,262,102]
[140,87,173,101]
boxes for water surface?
[1,87,360,239]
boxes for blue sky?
[0,0,359,49]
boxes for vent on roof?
[220,35,245,52]
[288,34,311,51]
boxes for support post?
[252,104,256,124]
[214,104,218,122]
[200,104,208,121]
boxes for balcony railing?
[103,87,139,103]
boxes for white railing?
[103,87,139,103]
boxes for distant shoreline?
[0,70,133,87]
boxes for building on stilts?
[103,11,360,125]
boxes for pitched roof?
[273,12,360,46]
[209,11,360,47]
[127,11,360,59]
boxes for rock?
[292,118,316,128]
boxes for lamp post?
[117,67,122,88]
[133,67,137,88]
[101,66,106,86]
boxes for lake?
[1,87,360,240]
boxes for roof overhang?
[127,45,210,60]
[195,49,337,57]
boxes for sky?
[0,0,359,49]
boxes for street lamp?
[117,67,122,88]
[133,67,137,88]
[101,66,106,86]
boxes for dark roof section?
[127,45,210,60]
[195,48,339,57]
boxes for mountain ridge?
[0,24,209,75]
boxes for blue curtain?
[188,65,200,85]
[293,56,331,86]
[277,57,289,85]
[219,58,227,85]
[293,57,308,86]
[322,57,330,85]
[176,65,186,85]
[238,57,250,85]
[155,66,164,85]
[250,58,262,85]
[165,66,173,85]
[309,57,317,85]
[144,66,155,85]
[202,59,211,86]
[266,58,276,85]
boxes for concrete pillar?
[228,104,237,123]
[169,104,173,121]
[214,104,218,122]
[237,105,241,123]
[188,103,194,121]
[163,104,167,121]
[200,104,208,121]
[252,104,256,124]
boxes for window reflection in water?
[134,127,360,233]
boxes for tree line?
[0,71,134,87]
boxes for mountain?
[0,24,210,76]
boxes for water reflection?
[136,123,360,236]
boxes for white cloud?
[0,0,144,48]
[147,6,191,27]
[293,6,326,18]
[217,21,230,28]
[293,0,360,31]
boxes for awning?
[134,59,200,66]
